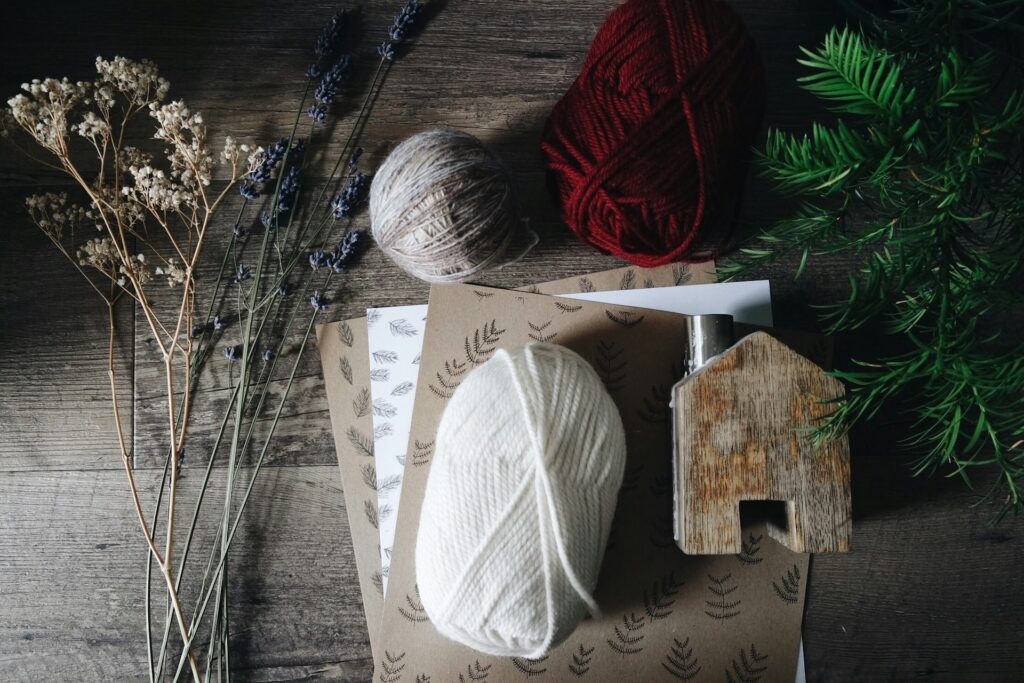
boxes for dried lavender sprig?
[329,171,368,219]
[378,0,423,61]
[313,9,349,61]
[310,290,328,311]
[275,166,302,216]
[239,137,288,199]
[308,248,330,270]
[308,55,352,124]
[329,229,364,272]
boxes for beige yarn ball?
[369,129,525,283]
[416,342,627,658]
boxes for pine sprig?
[726,8,1024,520]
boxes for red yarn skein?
[542,0,766,266]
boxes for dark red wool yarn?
[541,0,766,266]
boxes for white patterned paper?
[366,304,428,593]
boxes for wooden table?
[1,1,1020,681]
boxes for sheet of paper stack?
[316,263,714,656]
[317,263,823,682]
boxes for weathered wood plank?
[0,190,135,473]
[0,465,370,681]
[2,0,1022,682]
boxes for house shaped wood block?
[672,331,852,555]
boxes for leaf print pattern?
[662,637,701,680]
[705,574,742,620]
[725,644,768,683]
[339,356,353,384]
[620,268,637,290]
[455,661,491,682]
[346,426,374,457]
[374,422,394,439]
[555,300,583,313]
[390,318,419,337]
[429,320,504,398]
[527,320,556,343]
[371,368,391,382]
[411,439,434,467]
[365,500,392,530]
[398,586,429,623]
[607,612,646,655]
[338,320,354,347]
[379,650,406,683]
[637,382,671,424]
[510,655,547,678]
[605,309,645,328]
[644,571,684,620]
[373,350,399,364]
[428,358,467,399]
[772,564,801,604]
[391,381,415,396]
[737,533,764,566]
[373,399,398,418]
[578,276,595,292]
[353,387,371,418]
[568,644,595,678]
[366,309,381,326]
[673,263,692,285]
[593,340,626,392]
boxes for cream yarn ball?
[369,129,524,283]
[415,342,627,658]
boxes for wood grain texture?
[0,0,1021,681]
[675,332,852,555]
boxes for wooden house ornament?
[672,331,852,555]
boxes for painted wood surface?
[1,1,1022,681]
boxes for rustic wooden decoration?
[673,331,852,555]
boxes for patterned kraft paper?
[372,282,812,683]
[315,262,717,659]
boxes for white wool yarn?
[369,129,527,283]
[416,342,627,658]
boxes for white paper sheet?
[365,304,429,593]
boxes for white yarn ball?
[369,129,523,283]
[416,342,627,658]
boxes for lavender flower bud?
[260,210,272,229]
[278,282,292,297]
[232,223,247,238]
[310,290,328,312]
[223,345,242,362]
[388,0,422,43]
[309,248,330,270]
[330,172,368,219]
[377,40,396,62]
[239,181,260,200]
[277,167,302,215]
[233,264,251,283]
[191,323,206,339]
[347,147,363,169]
[309,55,352,124]
[261,349,275,362]
[245,137,289,192]
[213,315,226,331]
[314,9,349,60]
[329,230,365,273]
